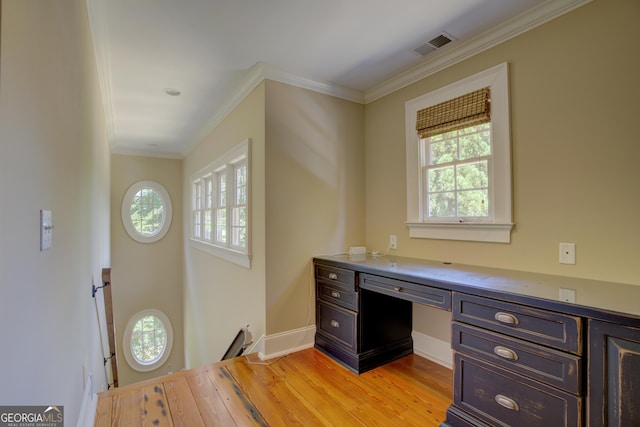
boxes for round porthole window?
[121,181,172,243]
[123,309,174,372]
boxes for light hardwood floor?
[95,348,452,426]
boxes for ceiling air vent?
[413,32,455,56]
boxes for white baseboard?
[254,325,316,360]
[248,326,451,371]
[412,330,453,370]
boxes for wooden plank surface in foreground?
[95,348,452,426]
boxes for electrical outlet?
[559,288,576,303]
[389,235,397,250]
[559,243,576,264]
[40,209,53,251]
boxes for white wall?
[0,0,111,423]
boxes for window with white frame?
[405,63,513,243]
[121,181,172,244]
[191,139,251,268]
[122,309,174,373]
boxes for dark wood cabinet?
[588,320,640,426]
[453,353,581,427]
[451,293,583,426]
[314,264,413,373]
[452,293,582,354]
[313,255,640,427]
[452,322,582,394]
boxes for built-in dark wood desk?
[313,254,640,427]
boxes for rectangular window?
[231,159,247,249]
[424,122,491,220]
[191,139,251,268]
[214,169,227,245]
[203,176,212,241]
[405,63,513,243]
[192,180,202,239]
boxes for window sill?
[406,222,514,243]
[190,239,252,268]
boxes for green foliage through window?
[130,188,165,236]
[424,123,491,219]
[131,315,167,364]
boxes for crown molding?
[91,0,591,159]
[180,63,265,157]
[85,0,116,149]
[258,62,365,105]
[111,145,184,160]
[181,62,365,157]
[365,0,593,103]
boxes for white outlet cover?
[40,209,53,251]
[559,243,576,265]
[559,288,576,303]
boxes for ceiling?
[86,0,588,158]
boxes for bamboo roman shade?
[416,87,491,139]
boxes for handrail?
[93,268,119,388]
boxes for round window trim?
[123,309,174,373]
[121,181,172,243]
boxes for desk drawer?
[317,281,358,311]
[452,322,581,394]
[317,301,357,351]
[315,264,356,290]
[453,293,582,354]
[454,353,581,427]
[360,274,451,310]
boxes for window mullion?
[198,180,204,240]
[454,130,461,217]
[198,177,207,240]
[454,164,459,218]
[226,164,233,249]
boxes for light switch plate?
[40,209,53,251]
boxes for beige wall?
[182,80,365,365]
[4,1,630,406]
[111,154,184,385]
[265,80,365,335]
[182,83,267,368]
[0,0,111,423]
[365,0,640,338]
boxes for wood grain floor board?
[224,355,326,427]
[183,368,238,426]
[207,367,268,426]
[280,355,378,425]
[274,352,414,425]
[163,376,206,427]
[95,348,452,426]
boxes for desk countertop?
[314,254,640,324]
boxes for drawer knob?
[494,346,518,360]
[393,287,402,292]
[495,394,519,411]
[331,290,341,299]
[495,312,519,325]
[330,320,340,328]
[328,273,338,280]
